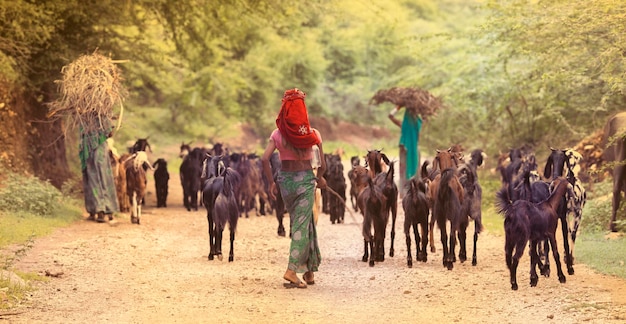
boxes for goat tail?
[421,160,430,179]
[495,186,513,216]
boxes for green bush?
[0,170,61,217]
[581,179,626,232]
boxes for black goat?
[402,176,430,267]
[357,176,386,267]
[324,153,346,224]
[264,152,287,236]
[432,167,464,270]
[152,158,169,208]
[180,143,204,211]
[543,148,570,274]
[202,154,241,261]
[347,156,361,211]
[496,177,571,290]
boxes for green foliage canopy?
[1,0,625,152]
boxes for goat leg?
[361,239,369,262]
[228,230,235,262]
[529,240,540,287]
[548,236,567,284]
[406,232,413,268]
[472,231,478,266]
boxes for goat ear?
[381,153,390,165]
[544,155,553,179]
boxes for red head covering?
[276,88,320,149]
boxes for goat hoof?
[217,254,223,261]
[559,275,566,283]
[530,277,538,287]
[208,254,214,261]
[389,250,394,258]
[228,256,234,262]
[472,258,477,266]
[361,256,368,262]
[511,283,518,291]
[369,260,375,267]
[459,254,467,263]
[568,268,574,275]
[407,259,413,268]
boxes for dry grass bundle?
[370,87,444,120]
[47,51,128,132]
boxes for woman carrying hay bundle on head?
[388,104,422,195]
[49,52,127,224]
[371,87,443,196]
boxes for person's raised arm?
[388,105,402,128]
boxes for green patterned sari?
[277,169,321,273]
[80,117,119,215]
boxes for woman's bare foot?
[303,271,315,285]
[283,269,306,289]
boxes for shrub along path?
[4,163,626,323]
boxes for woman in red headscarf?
[262,88,327,289]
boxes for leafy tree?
[479,0,626,148]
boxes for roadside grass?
[0,169,82,309]
[574,232,626,278]
[478,171,626,280]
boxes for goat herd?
[106,138,587,291]
[353,145,585,292]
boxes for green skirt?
[277,169,321,273]
[82,140,119,215]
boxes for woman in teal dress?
[388,105,423,196]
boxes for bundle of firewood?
[370,87,444,120]
[573,129,607,183]
[47,51,127,132]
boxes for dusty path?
[4,164,626,324]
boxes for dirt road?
[4,166,626,324]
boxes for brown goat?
[107,138,129,213]
[125,152,152,224]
